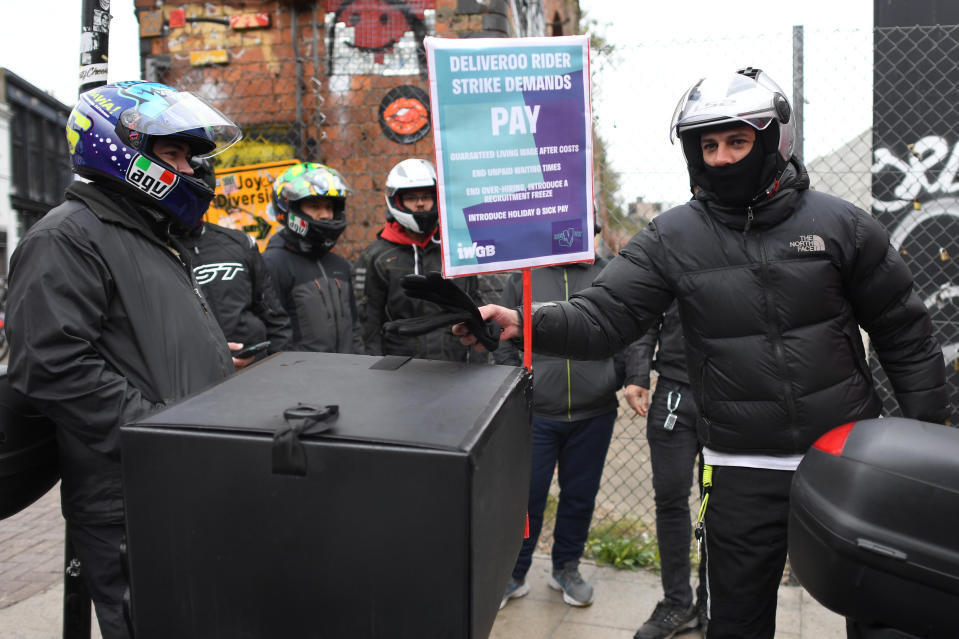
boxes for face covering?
[701,137,765,206]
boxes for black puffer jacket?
[179,223,292,356]
[354,223,481,362]
[262,231,364,354]
[624,301,688,388]
[5,182,235,524]
[494,263,623,420]
[528,161,948,454]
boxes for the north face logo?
[789,234,825,252]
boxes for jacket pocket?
[842,325,873,386]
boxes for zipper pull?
[194,287,210,313]
[744,207,754,233]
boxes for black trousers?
[69,522,132,639]
[646,377,705,609]
[701,465,792,639]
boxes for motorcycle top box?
[121,352,532,639]
[789,417,959,638]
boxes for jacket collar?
[694,158,810,232]
[380,220,437,249]
[66,181,175,242]
[65,181,194,268]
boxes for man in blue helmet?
[4,81,242,639]
[457,68,948,638]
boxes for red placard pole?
[522,268,532,371]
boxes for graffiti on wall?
[509,0,545,38]
[872,26,959,423]
[325,0,435,76]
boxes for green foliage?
[584,518,703,573]
[585,519,660,571]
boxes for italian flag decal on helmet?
[126,155,178,199]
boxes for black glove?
[382,271,502,351]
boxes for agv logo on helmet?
[125,155,179,199]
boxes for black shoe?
[634,600,699,639]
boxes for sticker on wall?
[325,0,435,75]
[378,85,431,144]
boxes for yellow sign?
[190,50,229,66]
[206,159,300,251]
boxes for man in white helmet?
[456,68,948,638]
[354,158,482,361]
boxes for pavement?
[0,486,846,639]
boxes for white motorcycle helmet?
[670,67,797,196]
[385,158,438,235]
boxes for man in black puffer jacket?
[459,68,949,639]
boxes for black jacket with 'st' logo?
[179,223,292,356]
[527,160,948,454]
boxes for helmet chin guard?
[385,158,438,235]
[670,68,796,196]
[270,163,350,254]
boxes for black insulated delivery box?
[789,417,959,638]
[120,352,532,639]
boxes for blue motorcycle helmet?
[65,81,242,230]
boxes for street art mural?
[872,25,959,423]
[325,0,435,75]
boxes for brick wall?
[135,0,578,257]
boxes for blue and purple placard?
[425,35,593,277]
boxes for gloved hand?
[382,271,502,351]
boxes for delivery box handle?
[272,404,339,476]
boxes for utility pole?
[64,6,111,638]
[79,0,111,95]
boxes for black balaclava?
[701,136,765,206]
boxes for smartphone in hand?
[231,341,271,359]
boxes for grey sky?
[579,0,875,207]
[1,0,140,106]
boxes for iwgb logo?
[125,155,178,199]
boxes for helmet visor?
[669,71,783,143]
[118,90,241,158]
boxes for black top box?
[789,417,959,638]
[121,353,532,639]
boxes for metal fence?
[157,23,959,555]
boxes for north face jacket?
[5,181,235,524]
[527,160,948,454]
[262,230,364,354]
[179,222,292,356]
[354,222,481,362]
[624,301,689,388]
[494,262,623,420]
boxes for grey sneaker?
[499,577,530,610]
[547,561,594,606]
[633,600,699,639]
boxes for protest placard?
[426,35,593,277]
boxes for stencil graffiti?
[325,0,435,75]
